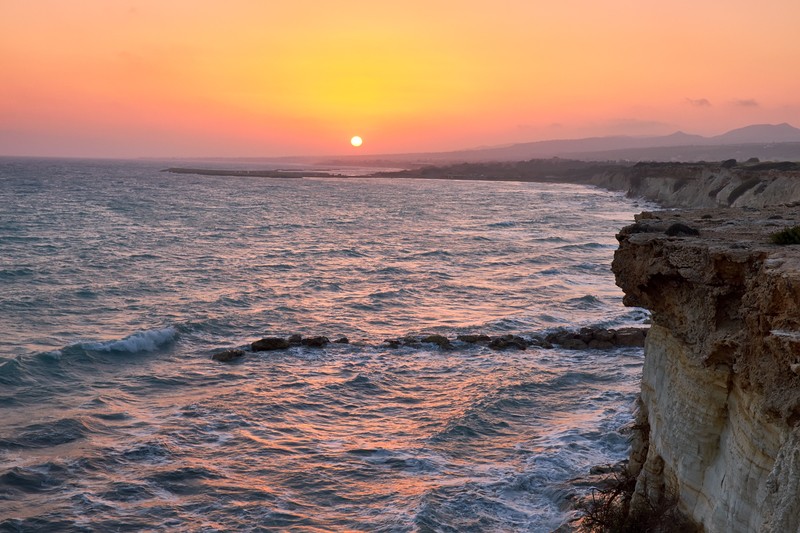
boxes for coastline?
[164,159,800,210]
[164,159,800,531]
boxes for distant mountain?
[318,123,800,166]
[710,123,800,144]
[457,123,800,161]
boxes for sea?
[0,157,651,532]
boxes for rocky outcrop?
[613,207,800,532]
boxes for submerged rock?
[333,336,350,344]
[211,349,245,362]
[251,337,290,351]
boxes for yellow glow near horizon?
[351,136,363,147]
[2,0,800,157]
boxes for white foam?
[81,327,177,353]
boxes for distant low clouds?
[685,97,760,108]
[686,98,712,107]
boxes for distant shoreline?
[161,167,341,178]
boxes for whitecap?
[80,327,177,354]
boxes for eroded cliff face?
[592,164,800,209]
[612,207,800,532]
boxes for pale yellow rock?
[613,207,800,533]
[590,165,800,209]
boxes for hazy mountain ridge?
[431,123,800,162]
[319,123,800,166]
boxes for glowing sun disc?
[350,135,363,147]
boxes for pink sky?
[2,0,799,158]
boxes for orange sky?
[2,0,799,158]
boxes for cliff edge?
[612,207,800,532]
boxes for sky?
[2,0,800,158]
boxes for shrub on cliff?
[578,469,699,532]
[770,226,800,245]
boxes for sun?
[350,135,363,147]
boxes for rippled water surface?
[0,158,648,531]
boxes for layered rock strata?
[591,163,800,209]
[612,206,800,532]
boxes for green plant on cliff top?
[770,226,800,245]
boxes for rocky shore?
[611,206,800,532]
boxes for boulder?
[488,334,528,350]
[561,338,589,350]
[615,327,648,347]
[594,328,616,342]
[588,339,615,350]
[211,349,245,362]
[251,337,290,351]
[301,336,330,348]
[545,330,574,345]
[421,334,452,349]
[288,334,303,345]
[578,327,595,343]
[528,336,554,349]
[333,337,350,344]
[665,223,700,237]
[457,334,491,343]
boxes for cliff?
[591,162,800,208]
[612,207,800,532]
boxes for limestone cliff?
[612,207,800,532]
[591,163,800,208]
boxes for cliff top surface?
[622,205,800,273]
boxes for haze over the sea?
[2,0,799,159]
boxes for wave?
[0,267,36,278]
[0,328,177,388]
[557,242,612,250]
[0,463,68,493]
[78,327,177,354]
[0,358,26,386]
[486,221,516,228]
[566,294,604,309]
[1,418,93,449]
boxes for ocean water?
[0,158,650,532]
